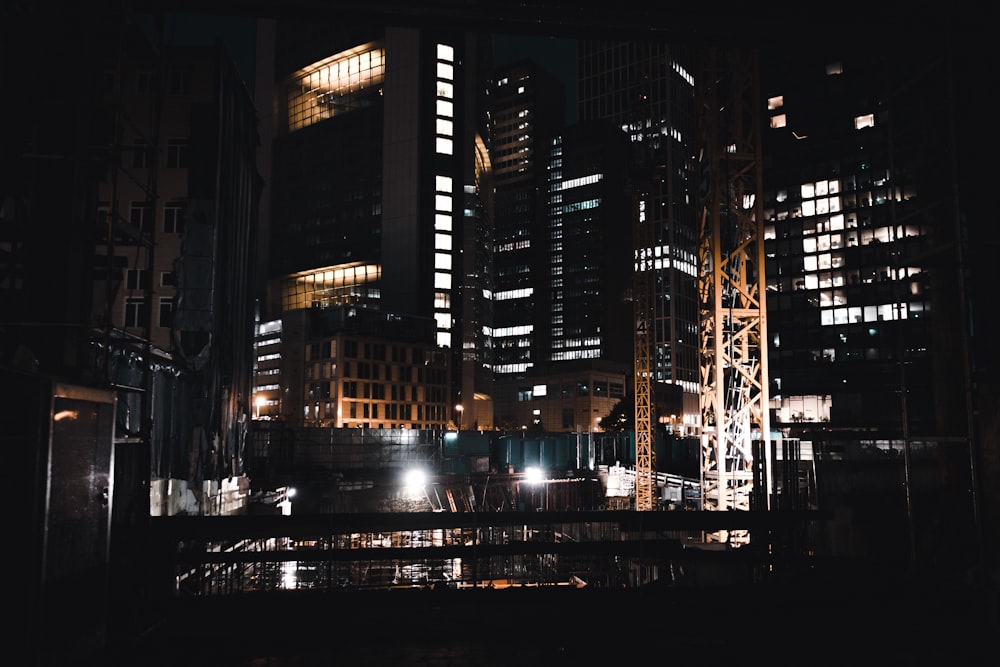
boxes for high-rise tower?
[262,21,495,429]
[577,39,701,434]
[489,58,632,433]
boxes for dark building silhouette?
[2,5,262,664]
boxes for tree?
[598,399,632,433]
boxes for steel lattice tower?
[696,47,770,542]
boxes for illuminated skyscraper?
[260,22,495,429]
[489,59,633,432]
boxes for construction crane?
[632,177,656,512]
[696,47,771,543]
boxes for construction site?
[7,2,997,666]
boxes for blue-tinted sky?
[159,17,579,124]
[493,34,577,124]
[160,14,258,91]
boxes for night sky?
[493,33,578,124]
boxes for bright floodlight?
[403,468,426,488]
[524,467,543,484]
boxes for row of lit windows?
[287,44,385,132]
[492,324,533,338]
[433,43,456,349]
[550,349,602,362]
[494,363,531,374]
[775,173,891,203]
[280,264,381,312]
[549,173,602,193]
[494,288,533,301]
[304,401,447,424]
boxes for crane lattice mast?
[696,47,771,543]
[633,183,656,512]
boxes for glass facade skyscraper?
[577,39,702,431]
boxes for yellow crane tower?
[632,46,768,521]
[695,47,771,543]
[632,177,656,512]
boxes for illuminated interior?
[286,42,385,132]
[281,263,381,311]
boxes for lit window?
[435,252,450,270]
[437,44,454,62]
[434,213,452,232]
[826,62,843,75]
[854,114,875,129]
[437,99,453,117]
[435,233,452,251]
[436,137,453,155]
[435,194,452,212]
[436,118,453,136]
[767,95,783,110]
[437,81,453,99]
[435,175,452,192]
[770,114,786,128]
[434,271,451,289]
[436,62,453,80]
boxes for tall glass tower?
[577,39,702,432]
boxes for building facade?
[259,22,496,429]
[490,65,635,431]
[577,39,702,434]
[760,43,968,440]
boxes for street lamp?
[455,404,464,431]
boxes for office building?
[759,41,982,562]
[489,58,635,433]
[577,39,702,433]
[761,43,967,439]
[258,22,495,429]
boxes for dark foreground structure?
[104,569,996,666]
